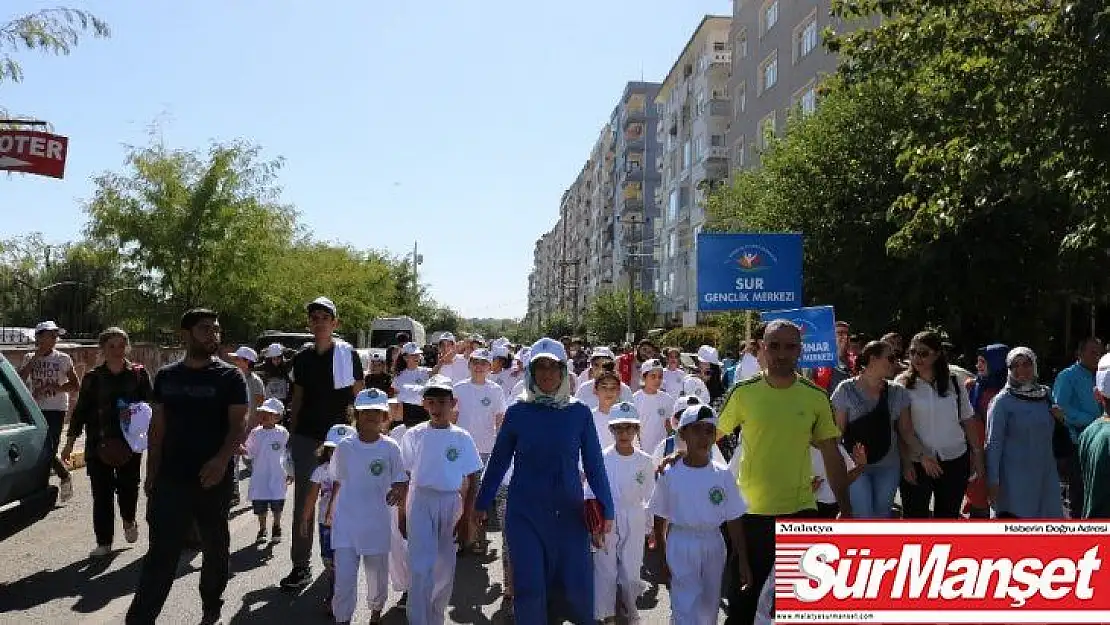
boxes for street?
[0,469,687,624]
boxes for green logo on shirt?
[481,397,491,407]
[369,460,385,476]
[657,408,666,416]
[635,471,646,485]
[709,486,726,506]
[270,442,281,451]
[446,447,459,462]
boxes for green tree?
[584,289,655,345]
[1,7,109,84]
[83,138,300,340]
[541,311,574,341]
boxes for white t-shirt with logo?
[661,368,687,397]
[452,379,506,454]
[22,350,74,412]
[587,448,655,536]
[574,379,634,411]
[393,366,430,391]
[330,435,407,555]
[649,459,747,529]
[400,422,483,492]
[590,406,619,450]
[310,463,335,520]
[245,425,291,502]
[633,389,675,453]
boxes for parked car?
[0,352,57,538]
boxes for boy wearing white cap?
[244,398,293,544]
[592,402,655,624]
[300,423,353,616]
[327,388,408,623]
[652,396,728,467]
[1078,353,1110,518]
[575,350,635,410]
[590,370,625,449]
[230,345,265,507]
[400,375,483,625]
[19,320,78,501]
[451,348,506,552]
[650,404,750,625]
[633,359,675,453]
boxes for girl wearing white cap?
[393,342,431,391]
[650,404,750,624]
[326,388,408,624]
[633,359,675,453]
[591,402,655,624]
[695,345,727,405]
[244,398,293,544]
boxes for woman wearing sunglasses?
[895,331,983,518]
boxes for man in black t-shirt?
[127,309,248,625]
[281,296,364,592]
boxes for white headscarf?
[1004,346,1050,400]
[520,357,573,409]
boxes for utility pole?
[411,241,423,307]
[621,213,646,344]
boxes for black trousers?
[726,509,816,625]
[899,452,971,519]
[86,453,141,546]
[125,474,232,624]
[42,410,70,480]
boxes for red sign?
[0,130,69,179]
[775,521,1110,623]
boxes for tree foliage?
[659,327,722,353]
[708,1,1110,364]
[584,289,655,345]
[1,7,110,84]
[541,311,575,341]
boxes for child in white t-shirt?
[300,422,353,616]
[811,441,867,518]
[244,398,293,545]
[650,404,751,625]
[400,375,484,625]
[592,405,655,623]
[590,371,624,449]
[652,396,728,467]
[326,389,408,624]
[633,360,675,453]
[387,417,414,608]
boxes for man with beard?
[127,309,249,625]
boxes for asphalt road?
[0,469,698,624]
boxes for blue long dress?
[476,398,615,624]
[985,389,1064,518]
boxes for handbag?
[584,498,605,534]
[842,382,893,463]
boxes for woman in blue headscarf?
[964,344,1009,517]
[475,338,614,624]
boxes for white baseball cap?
[591,346,615,361]
[306,296,337,317]
[469,334,486,345]
[696,345,722,366]
[423,374,455,395]
[257,397,285,414]
[261,343,284,359]
[492,337,511,349]
[673,395,701,416]
[354,388,390,411]
[529,338,568,363]
[228,346,259,363]
[677,404,719,430]
[516,347,532,365]
[607,401,640,426]
[438,332,457,344]
[401,342,422,356]
[469,348,492,362]
[640,359,664,375]
[34,320,65,336]
[492,345,511,359]
[324,423,354,447]
[1096,353,1110,399]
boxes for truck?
[367,316,426,362]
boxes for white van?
[368,317,426,360]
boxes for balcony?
[625,104,647,123]
[707,146,728,161]
[708,50,731,67]
[624,122,645,147]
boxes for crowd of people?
[15,298,1110,624]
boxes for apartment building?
[654,15,733,322]
[727,0,840,170]
[525,82,663,328]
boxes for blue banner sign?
[760,305,838,367]
[696,233,803,311]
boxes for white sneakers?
[58,478,73,503]
[124,522,139,544]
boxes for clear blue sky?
[1,0,729,318]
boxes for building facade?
[727,0,840,171]
[525,82,662,330]
[654,15,733,321]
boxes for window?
[734,81,747,114]
[735,28,748,59]
[710,134,725,147]
[794,13,819,62]
[761,0,779,35]
[682,140,692,171]
[733,137,746,168]
[759,51,778,94]
[0,369,34,427]
[668,190,679,222]
[693,136,704,161]
[801,85,817,115]
[759,113,777,149]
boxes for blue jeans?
[849,462,901,518]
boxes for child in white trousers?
[650,404,751,625]
[388,419,412,607]
[325,389,408,624]
[399,375,484,625]
[592,402,655,623]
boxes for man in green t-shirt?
[1078,353,1110,519]
[717,319,853,625]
